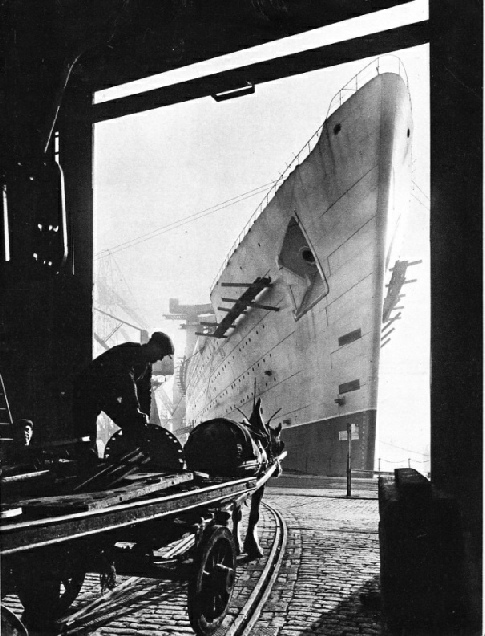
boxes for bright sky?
[93,0,430,471]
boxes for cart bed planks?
[0,461,282,555]
[0,456,285,635]
[16,471,194,516]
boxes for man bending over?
[73,331,174,451]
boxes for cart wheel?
[16,565,85,624]
[188,526,236,636]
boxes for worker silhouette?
[73,332,174,451]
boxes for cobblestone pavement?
[3,479,381,636]
[2,504,278,636]
[252,479,381,636]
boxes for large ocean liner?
[184,57,413,476]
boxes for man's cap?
[149,331,174,355]
[15,419,34,430]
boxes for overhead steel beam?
[92,20,428,123]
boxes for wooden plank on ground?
[18,472,194,516]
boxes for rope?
[95,181,276,259]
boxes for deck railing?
[210,55,407,293]
[326,53,408,119]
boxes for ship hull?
[281,409,376,476]
[186,70,412,476]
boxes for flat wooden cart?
[1,457,283,636]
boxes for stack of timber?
[16,471,194,518]
[0,438,192,523]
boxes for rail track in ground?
[224,502,288,636]
[2,501,288,636]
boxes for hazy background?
[93,1,430,473]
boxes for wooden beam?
[249,301,280,311]
[92,21,429,123]
[217,307,247,314]
[220,298,279,311]
[194,332,227,338]
[383,313,401,327]
[18,473,194,515]
[213,277,271,337]
[381,327,395,339]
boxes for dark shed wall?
[429,0,482,626]
[1,88,94,442]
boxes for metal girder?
[92,21,428,123]
[74,0,417,91]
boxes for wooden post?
[346,423,352,497]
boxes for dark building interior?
[0,0,482,631]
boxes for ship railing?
[210,120,323,292]
[326,54,409,119]
[210,54,407,293]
